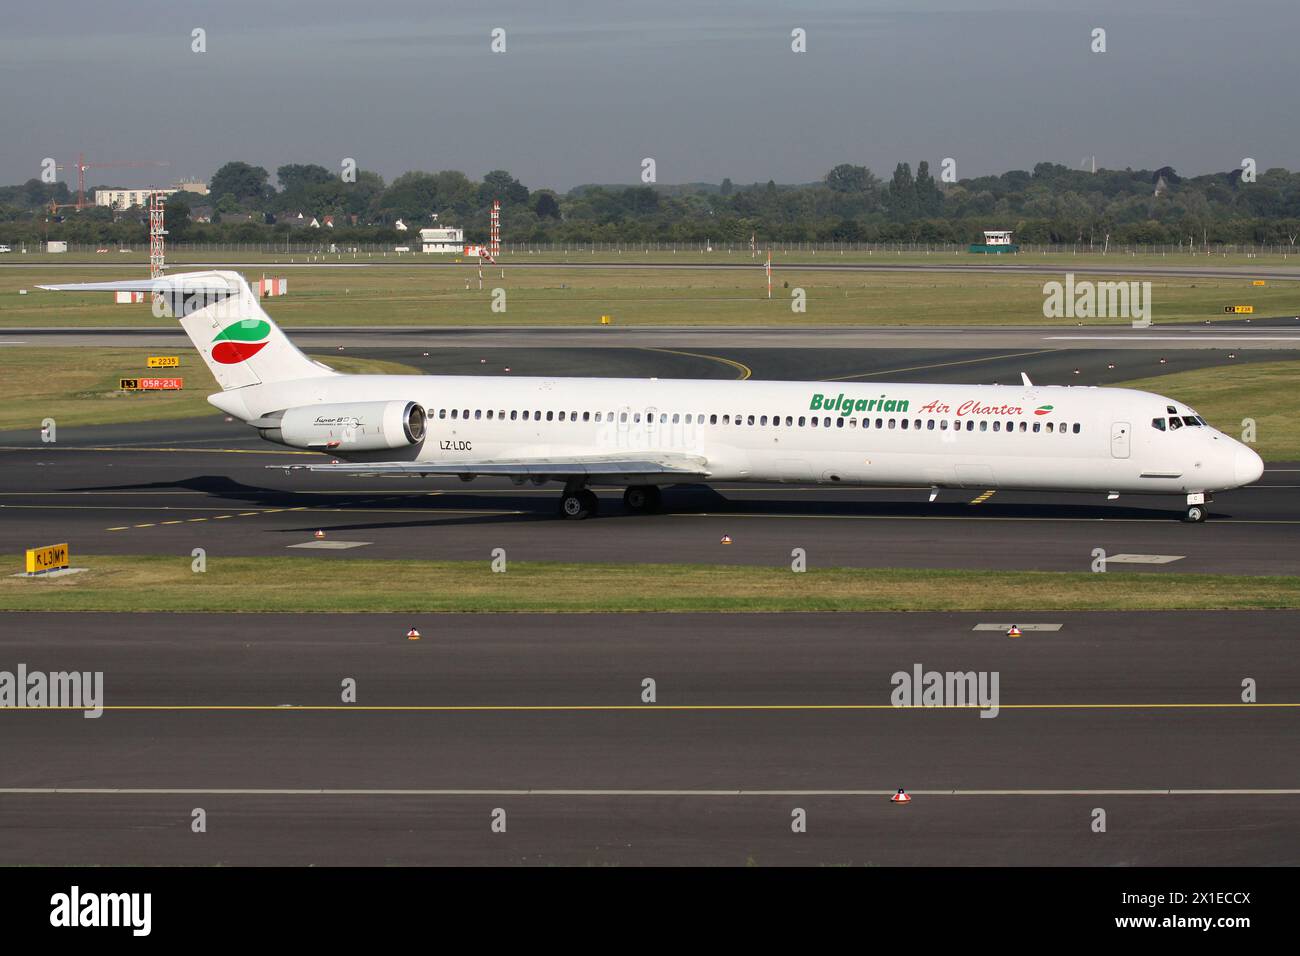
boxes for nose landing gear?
[1183,492,1210,523]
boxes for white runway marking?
[1105,554,1185,564]
[972,623,1063,632]
[287,540,371,550]
[1,787,1296,797]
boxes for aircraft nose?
[1235,446,1264,485]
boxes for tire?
[623,485,661,513]
[1184,505,1206,523]
[559,493,590,520]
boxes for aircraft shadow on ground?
[65,475,1187,524]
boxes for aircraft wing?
[270,453,710,481]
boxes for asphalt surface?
[8,319,1300,351]
[1,610,1296,865]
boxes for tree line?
[2,159,1298,248]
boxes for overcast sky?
[2,0,1295,192]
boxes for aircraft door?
[1110,421,1131,459]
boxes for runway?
[8,319,1300,351]
[1,610,1296,865]
[1,435,1297,574]
[2,341,1297,575]
[7,258,1300,281]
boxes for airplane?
[40,270,1264,522]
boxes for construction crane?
[65,152,170,211]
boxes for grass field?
[1115,360,1299,459]
[2,262,1296,328]
[4,556,1298,613]
[0,349,418,432]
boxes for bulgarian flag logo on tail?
[1034,404,1054,416]
[211,319,271,364]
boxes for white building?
[94,181,209,210]
[95,187,175,210]
[419,226,464,253]
[982,230,1014,246]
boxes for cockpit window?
[1168,417,1182,430]
[1182,416,1201,426]
[1151,417,1166,431]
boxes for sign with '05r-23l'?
[119,378,184,390]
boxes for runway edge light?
[406,627,421,641]
[891,789,912,804]
[1007,625,1023,638]
[314,530,326,539]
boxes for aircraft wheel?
[623,485,662,513]
[559,490,598,520]
[1184,504,1206,523]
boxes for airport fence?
[21,241,1300,258]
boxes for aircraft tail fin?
[38,270,330,391]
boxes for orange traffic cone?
[1007,625,1022,638]
[314,529,326,540]
[891,789,911,804]
[720,534,733,545]
[406,627,421,641]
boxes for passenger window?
[849,418,857,428]
[451,409,458,419]
[824,417,831,427]
[747,415,755,425]
[939,420,948,430]
[760,415,768,425]
[992,421,1000,432]
[1033,422,1040,433]
[901,419,909,430]
[1072,423,1081,434]
[673,414,681,424]
[583,412,591,422]
[487,410,494,419]
[785,416,793,426]
[1019,422,1027,432]
[711,415,719,425]
[798,416,806,427]
[620,413,628,423]
[836,417,845,428]
[510,410,517,420]
[874,418,882,429]
[474,410,482,420]
[1045,422,1053,433]
[979,421,987,431]
[546,411,554,421]
[966,421,974,431]
[888,419,896,429]
[439,409,447,419]
[810,417,819,428]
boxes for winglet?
[1020,372,1033,387]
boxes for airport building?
[419,226,464,253]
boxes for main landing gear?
[622,484,662,514]
[558,483,599,520]
[557,483,662,520]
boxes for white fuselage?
[218,374,1264,496]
